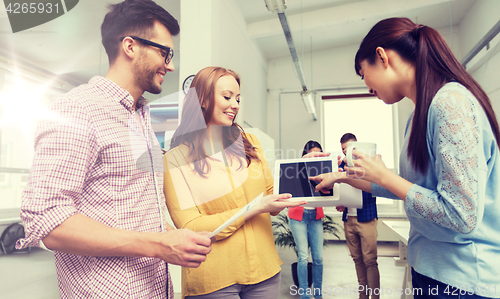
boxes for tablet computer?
[273,156,340,207]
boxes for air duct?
[265,0,317,120]
[264,0,286,13]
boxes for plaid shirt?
[16,76,173,299]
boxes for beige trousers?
[344,217,380,299]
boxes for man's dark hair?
[101,0,180,64]
[340,133,357,144]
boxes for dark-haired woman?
[311,18,500,298]
[163,66,305,298]
[288,140,325,299]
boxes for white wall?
[212,0,269,131]
[179,0,268,131]
[460,0,500,116]
[473,47,500,115]
[266,21,477,156]
[458,0,500,60]
[267,44,363,156]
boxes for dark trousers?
[412,268,492,299]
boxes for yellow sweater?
[163,133,282,297]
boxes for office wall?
[266,26,460,155]
[474,49,500,115]
[460,0,500,115]
[179,0,268,131]
[267,44,362,156]
[212,0,269,131]
[458,0,500,61]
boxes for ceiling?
[236,0,475,60]
[0,0,476,86]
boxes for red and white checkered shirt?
[16,76,173,299]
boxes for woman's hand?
[343,149,390,185]
[245,194,306,220]
[258,194,307,214]
[342,150,412,201]
[309,172,347,193]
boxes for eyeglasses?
[119,36,174,65]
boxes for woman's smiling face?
[359,59,398,105]
[358,48,411,105]
[207,75,241,127]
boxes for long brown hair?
[170,67,259,176]
[355,17,500,173]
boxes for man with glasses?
[16,0,212,298]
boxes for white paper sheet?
[337,184,363,208]
[209,193,264,238]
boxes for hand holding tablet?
[274,156,340,207]
[274,156,362,208]
[257,193,307,215]
[209,193,306,238]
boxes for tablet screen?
[278,160,334,198]
[273,157,361,208]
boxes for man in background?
[337,133,380,299]
[16,1,211,298]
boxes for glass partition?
[0,70,65,209]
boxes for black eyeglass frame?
[119,36,174,65]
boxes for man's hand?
[165,222,176,231]
[336,206,346,212]
[156,229,212,268]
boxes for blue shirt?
[339,161,377,222]
[372,83,500,295]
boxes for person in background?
[288,140,325,299]
[16,1,212,298]
[311,17,500,299]
[336,133,380,299]
[163,66,305,298]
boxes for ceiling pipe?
[265,0,317,121]
[461,19,500,68]
[277,12,307,92]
